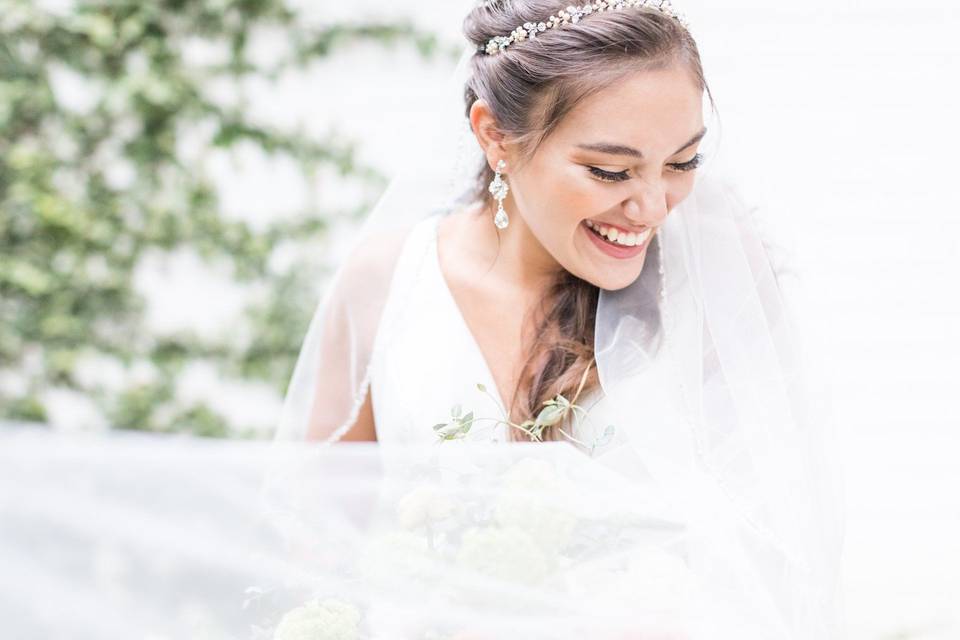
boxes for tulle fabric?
[268,27,845,640]
[0,5,845,638]
[0,158,845,640]
[2,428,833,639]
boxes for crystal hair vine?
[479,0,690,56]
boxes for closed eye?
[587,166,630,183]
[669,153,704,172]
[587,153,705,183]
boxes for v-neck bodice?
[367,212,633,462]
[428,212,511,416]
[367,213,511,445]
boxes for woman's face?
[505,64,705,291]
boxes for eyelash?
[587,153,704,183]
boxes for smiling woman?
[455,2,712,434]
[473,64,706,286]
[274,1,844,638]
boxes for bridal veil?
[268,11,846,639]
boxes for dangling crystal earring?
[489,159,510,230]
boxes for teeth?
[632,228,651,247]
[585,220,651,247]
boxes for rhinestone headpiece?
[479,0,689,56]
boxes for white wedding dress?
[266,195,832,637]
[353,212,726,636]
[364,211,685,485]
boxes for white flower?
[357,530,432,588]
[272,597,361,640]
[455,525,549,585]
[492,458,578,553]
[397,484,456,529]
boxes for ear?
[469,99,510,171]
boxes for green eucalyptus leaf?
[534,403,566,428]
[594,424,615,447]
[435,422,466,440]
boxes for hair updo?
[461,0,713,442]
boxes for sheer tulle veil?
[0,4,847,639]
[270,4,846,637]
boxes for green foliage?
[437,375,616,454]
[0,0,456,436]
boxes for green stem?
[477,386,508,421]
[556,427,590,447]
[455,416,541,441]
[569,358,594,407]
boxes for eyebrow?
[575,126,707,159]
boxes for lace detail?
[318,367,374,447]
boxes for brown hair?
[462,0,713,441]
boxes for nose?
[622,178,669,228]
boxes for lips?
[582,220,652,259]
[584,219,652,248]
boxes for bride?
[289,0,710,447]
[273,1,845,637]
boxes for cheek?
[522,160,603,225]
[666,174,697,208]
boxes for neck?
[464,200,564,299]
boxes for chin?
[581,260,647,291]
[595,272,644,291]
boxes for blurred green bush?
[0,0,451,437]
